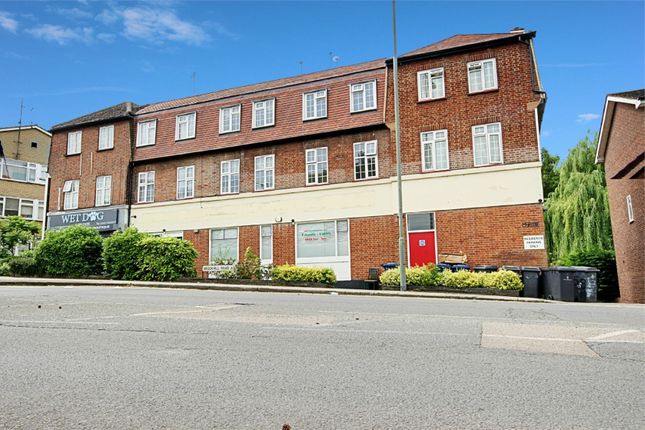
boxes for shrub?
[34,226,103,277]
[379,265,440,288]
[135,236,197,281]
[270,264,336,285]
[437,269,523,290]
[559,249,619,301]
[0,216,40,258]
[234,247,262,280]
[6,255,40,277]
[0,261,9,276]
[483,270,524,290]
[103,228,149,280]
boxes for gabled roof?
[137,59,385,115]
[397,29,536,62]
[596,89,645,163]
[51,102,140,132]
[0,124,52,137]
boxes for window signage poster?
[523,235,545,250]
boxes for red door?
[408,231,437,267]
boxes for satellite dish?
[332,55,340,63]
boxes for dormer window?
[350,80,376,112]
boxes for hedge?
[103,228,148,280]
[380,267,523,291]
[270,264,336,285]
[135,236,197,281]
[6,254,40,277]
[34,226,103,277]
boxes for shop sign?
[300,228,333,242]
[523,235,545,250]
[48,208,119,231]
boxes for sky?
[0,0,643,159]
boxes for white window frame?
[468,58,498,94]
[305,147,329,186]
[95,175,112,207]
[254,154,275,191]
[353,140,379,180]
[350,80,377,113]
[63,179,79,210]
[136,120,157,147]
[417,68,445,101]
[420,130,450,171]
[302,89,327,121]
[98,125,114,150]
[67,131,82,155]
[260,224,273,264]
[295,219,350,261]
[0,158,46,184]
[220,159,240,194]
[176,166,195,200]
[137,171,155,203]
[626,195,634,223]
[209,227,239,263]
[0,196,42,220]
[472,122,504,167]
[219,105,241,134]
[175,112,196,141]
[252,99,275,129]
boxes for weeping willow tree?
[544,133,613,261]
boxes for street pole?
[392,0,407,291]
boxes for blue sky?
[0,0,643,158]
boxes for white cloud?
[576,113,600,123]
[96,32,116,43]
[0,11,18,33]
[55,7,93,20]
[27,24,93,45]
[96,9,119,25]
[119,7,209,45]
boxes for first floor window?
[306,147,328,185]
[67,131,81,155]
[63,180,79,210]
[303,89,327,120]
[98,125,114,150]
[254,155,275,191]
[472,122,503,166]
[3,197,19,216]
[221,159,240,194]
[260,225,272,263]
[296,220,349,258]
[210,227,239,262]
[626,195,634,223]
[138,171,155,203]
[220,105,241,133]
[421,130,449,171]
[354,140,378,180]
[175,112,196,140]
[177,166,195,199]
[468,58,498,93]
[418,68,444,100]
[95,175,112,207]
[350,80,376,112]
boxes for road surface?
[0,285,643,429]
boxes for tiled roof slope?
[609,89,645,100]
[137,59,385,115]
[51,102,139,131]
[400,30,535,59]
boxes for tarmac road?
[0,285,643,429]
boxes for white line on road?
[0,320,118,325]
[262,326,475,337]
[586,329,640,340]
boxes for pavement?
[0,284,644,429]
[0,276,546,302]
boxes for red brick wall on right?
[604,103,644,303]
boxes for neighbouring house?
[46,29,548,281]
[596,89,644,303]
[0,124,51,241]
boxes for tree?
[544,133,613,261]
[540,147,560,198]
[0,216,40,257]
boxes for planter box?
[381,285,521,297]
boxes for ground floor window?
[407,212,435,232]
[296,220,349,259]
[260,225,272,263]
[210,227,238,262]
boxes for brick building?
[596,89,644,303]
[0,125,50,235]
[47,29,549,280]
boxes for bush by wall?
[234,248,262,280]
[135,236,197,281]
[6,254,40,277]
[35,226,103,277]
[379,265,440,288]
[559,249,619,301]
[103,228,149,280]
[270,264,336,285]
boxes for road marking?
[0,320,118,325]
[482,334,580,343]
[586,329,640,340]
[262,326,474,337]
[130,304,242,317]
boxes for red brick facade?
[600,101,644,303]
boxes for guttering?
[385,31,537,65]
